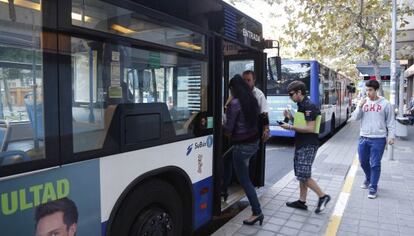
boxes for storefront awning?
[404,64,414,78]
[356,62,400,76]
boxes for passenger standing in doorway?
[224,74,263,225]
[221,70,270,202]
[242,70,270,142]
[281,81,331,213]
[353,80,395,199]
[224,70,270,141]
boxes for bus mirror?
[275,56,282,80]
[264,40,278,49]
[267,56,282,80]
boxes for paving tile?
[264,203,280,210]
[260,222,281,232]
[278,191,294,197]
[359,220,380,228]
[267,217,286,226]
[399,226,414,236]
[254,230,277,236]
[272,211,291,219]
[340,218,359,225]
[358,226,379,236]
[212,222,243,236]
[397,218,414,227]
[230,233,247,236]
[237,226,259,235]
[338,223,358,233]
[278,206,296,213]
[288,214,308,223]
[301,224,322,233]
[378,223,398,232]
[279,226,299,236]
[306,217,326,226]
[262,208,278,217]
[296,231,316,236]
[284,220,304,229]
[291,210,312,216]
[336,231,359,236]
[379,230,399,236]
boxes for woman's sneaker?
[368,189,377,199]
[286,200,308,210]
[315,195,331,214]
[360,180,370,189]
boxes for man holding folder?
[281,81,331,214]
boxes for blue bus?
[267,59,354,138]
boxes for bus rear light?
[200,203,207,209]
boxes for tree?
[227,0,413,87]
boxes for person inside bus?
[242,70,270,142]
[34,198,78,236]
[223,74,264,226]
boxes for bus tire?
[330,116,335,137]
[110,179,183,236]
[345,109,349,123]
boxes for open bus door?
[214,39,267,212]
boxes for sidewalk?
[213,122,414,236]
[336,125,414,236]
[213,122,360,236]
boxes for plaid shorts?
[294,145,318,181]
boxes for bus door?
[218,41,266,211]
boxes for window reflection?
[270,63,311,95]
[0,0,45,166]
[71,37,208,153]
[71,0,205,54]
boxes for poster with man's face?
[0,160,101,236]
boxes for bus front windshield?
[268,62,311,95]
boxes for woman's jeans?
[358,137,386,191]
[222,153,233,195]
[232,140,262,215]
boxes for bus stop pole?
[31,11,39,150]
[389,0,397,161]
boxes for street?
[264,138,295,187]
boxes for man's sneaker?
[368,189,377,199]
[315,194,331,214]
[286,200,308,210]
[360,180,370,189]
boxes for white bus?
[0,0,270,235]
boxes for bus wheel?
[131,207,175,236]
[330,117,335,137]
[345,110,349,123]
[111,179,183,236]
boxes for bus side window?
[70,38,209,153]
[0,2,46,165]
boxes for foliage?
[228,0,414,82]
